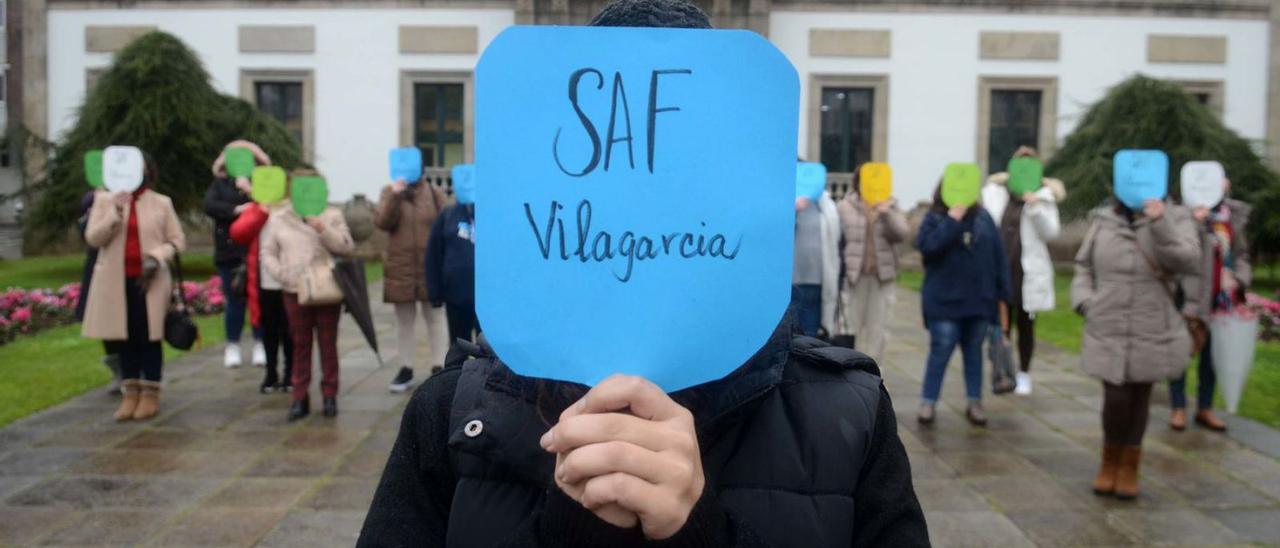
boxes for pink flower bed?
[1244,292,1280,342]
[0,277,225,345]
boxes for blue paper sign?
[451,164,476,205]
[475,26,798,392]
[796,162,827,201]
[389,147,423,184]
[1114,149,1169,210]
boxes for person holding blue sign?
[205,140,272,369]
[792,162,842,338]
[1071,150,1200,500]
[916,173,1011,427]
[376,148,453,393]
[981,147,1065,396]
[424,164,478,345]
[360,1,927,545]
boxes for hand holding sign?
[859,163,892,205]
[103,146,145,193]
[1007,157,1043,196]
[291,175,329,217]
[451,164,476,205]
[390,147,423,184]
[476,26,798,392]
[795,162,826,201]
[1180,161,1226,209]
[1114,150,1169,210]
[224,147,257,179]
[84,150,104,189]
[251,166,287,205]
[942,163,980,208]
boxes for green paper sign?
[291,175,328,217]
[1007,157,1043,196]
[942,163,981,207]
[84,150,104,188]
[251,166,287,205]
[225,147,257,178]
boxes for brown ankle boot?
[114,379,141,421]
[132,381,161,421]
[1114,446,1142,500]
[1092,444,1122,495]
[1195,409,1227,431]
[1169,408,1187,431]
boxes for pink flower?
[10,307,32,323]
[208,294,225,307]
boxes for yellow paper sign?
[859,163,893,205]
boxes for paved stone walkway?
[2,284,1280,546]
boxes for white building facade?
[28,0,1279,206]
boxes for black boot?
[322,397,338,417]
[287,398,310,422]
[260,369,279,394]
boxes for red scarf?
[124,188,148,278]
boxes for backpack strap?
[789,335,881,377]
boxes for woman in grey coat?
[1072,196,1200,500]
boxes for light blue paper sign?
[389,147,423,184]
[476,26,798,392]
[796,162,827,201]
[451,164,476,205]
[1114,149,1169,210]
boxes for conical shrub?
[25,31,304,246]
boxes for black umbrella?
[333,258,383,366]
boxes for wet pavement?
[1,284,1279,546]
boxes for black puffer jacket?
[358,320,929,547]
[203,178,251,267]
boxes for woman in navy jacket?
[916,183,1011,426]
[425,200,477,345]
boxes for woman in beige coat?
[373,177,451,393]
[261,171,355,421]
[836,179,909,362]
[1072,196,1199,500]
[82,156,186,422]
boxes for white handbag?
[297,259,343,306]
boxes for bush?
[1046,75,1280,255]
[23,31,305,246]
[0,277,225,344]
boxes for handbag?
[829,283,857,349]
[164,254,199,351]
[297,258,344,306]
[228,263,248,296]
[989,328,1017,394]
[1132,239,1204,357]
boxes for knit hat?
[589,0,712,29]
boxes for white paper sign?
[1180,161,1226,209]
[103,146,145,193]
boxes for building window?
[414,83,465,169]
[976,76,1057,175]
[819,87,874,174]
[255,81,305,149]
[806,75,889,173]
[400,71,472,173]
[241,69,315,161]
[987,89,1041,174]
[1170,80,1224,119]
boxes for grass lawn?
[1,253,218,289]
[900,267,1280,428]
[0,254,384,428]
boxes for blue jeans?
[217,266,261,343]
[1170,333,1216,409]
[921,317,988,403]
[793,284,822,337]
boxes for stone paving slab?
[0,284,1277,546]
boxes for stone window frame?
[1170,79,1225,119]
[975,75,1058,175]
[240,68,316,163]
[399,70,474,165]
[806,73,890,172]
